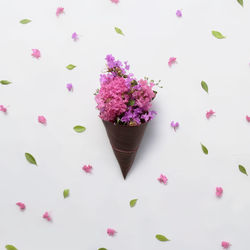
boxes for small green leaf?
[25,153,37,165]
[66,64,76,70]
[128,100,135,106]
[155,234,170,242]
[98,248,107,250]
[115,27,124,36]
[201,143,208,155]
[212,30,226,39]
[130,199,138,207]
[63,189,70,198]
[0,80,12,85]
[5,245,18,250]
[201,81,208,93]
[20,19,32,24]
[239,165,248,176]
[237,0,243,6]
[73,125,86,133]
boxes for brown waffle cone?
[102,120,148,179]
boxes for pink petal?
[38,115,46,125]
[246,115,250,122]
[206,110,215,119]
[110,0,119,3]
[31,49,41,59]
[216,187,223,197]
[43,212,52,221]
[0,105,7,113]
[171,121,179,131]
[176,10,182,17]
[82,165,93,173]
[107,228,116,236]
[66,83,73,91]
[158,174,168,184]
[56,7,64,16]
[221,241,230,249]
[16,202,26,210]
[72,32,79,41]
[168,57,177,67]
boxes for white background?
[0,0,250,249]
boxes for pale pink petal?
[0,105,7,113]
[56,7,64,16]
[66,83,73,91]
[111,0,119,3]
[82,165,93,173]
[16,202,26,210]
[206,110,215,119]
[171,121,179,131]
[158,174,168,184]
[43,211,52,221]
[72,32,79,41]
[221,241,230,249]
[246,115,250,122]
[31,49,41,59]
[168,57,177,67]
[107,228,116,236]
[38,115,46,125]
[216,187,223,198]
[176,10,182,17]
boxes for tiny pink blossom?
[31,49,41,59]
[38,115,46,125]
[158,174,168,184]
[16,202,26,210]
[206,110,215,119]
[43,212,52,221]
[176,10,182,17]
[171,121,179,131]
[0,105,7,113]
[168,57,177,67]
[107,228,116,236]
[216,187,223,197]
[111,0,119,3]
[66,83,73,91]
[72,32,79,41]
[56,7,64,16]
[246,115,250,122]
[82,165,92,173]
[221,241,230,249]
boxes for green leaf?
[155,234,170,242]
[25,152,37,165]
[130,199,138,207]
[239,165,248,176]
[201,143,208,155]
[212,30,226,39]
[98,248,107,250]
[201,81,208,93]
[0,80,12,85]
[20,19,32,24]
[128,100,135,106]
[63,189,70,198]
[237,0,243,6]
[66,64,76,70]
[73,125,86,133]
[115,27,124,36]
[5,245,18,250]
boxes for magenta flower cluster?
[95,55,157,126]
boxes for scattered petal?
[168,57,177,67]
[158,174,168,184]
[16,202,26,210]
[20,19,31,24]
[216,187,223,197]
[38,115,46,125]
[246,115,250,122]
[206,110,215,119]
[25,152,37,165]
[155,234,170,242]
[221,241,231,249]
[63,189,70,198]
[43,211,52,221]
[66,83,73,91]
[82,165,92,173]
[0,105,7,113]
[111,0,119,3]
[107,228,116,236]
[0,80,12,85]
[171,121,179,131]
[176,10,182,17]
[72,32,79,41]
[114,27,124,35]
[31,49,41,59]
[56,7,64,16]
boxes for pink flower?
[82,165,92,173]
[72,32,79,41]
[43,212,52,221]
[111,0,119,3]
[246,115,250,122]
[38,115,46,125]
[0,105,7,113]
[216,187,223,197]
[158,174,168,184]
[168,57,177,67]
[176,10,182,17]
[107,228,116,236]
[171,121,179,131]
[56,7,64,16]
[31,49,41,59]
[66,83,73,91]
[221,241,230,249]
[206,110,215,119]
[16,202,26,210]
